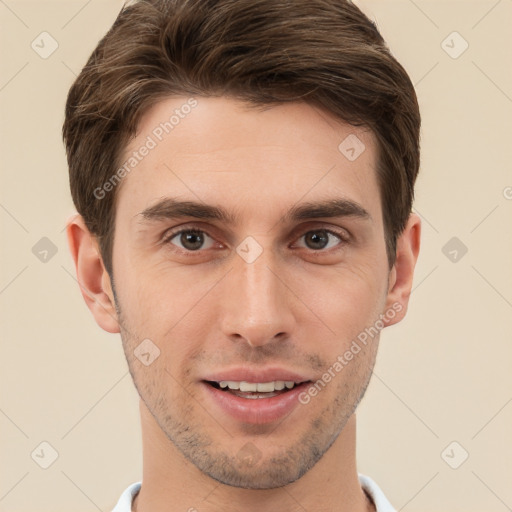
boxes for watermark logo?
[441,31,469,60]
[236,442,262,468]
[338,134,366,161]
[32,237,58,263]
[442,237,468,263]
[31,31,59,59]
[31,441,59,469]
[236,236,263,264]
[134,338,161,366]
[441,441,469,469]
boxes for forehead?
[115,96,381,224]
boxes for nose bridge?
[221,242,294,346]
[241,251,280,311]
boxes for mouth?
[204,379,311,399]
[201,378,313,424]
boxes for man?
[63,0,421,510]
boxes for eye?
[295,229,347,251]
[164,229,216,251]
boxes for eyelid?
[161,225,217,245]
[289,222,352,243]
[290,228,349,250]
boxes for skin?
[67,97,420,512]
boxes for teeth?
[217,380,298,392]
[240,382,257,392]
[256,382,274,392]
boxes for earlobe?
[66,214,120,334]
[383,213,421,327]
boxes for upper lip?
[202,367,312,384]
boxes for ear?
[66,214,120,333]
[382,213,421,327]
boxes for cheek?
[115,255,213,330]
[294,262,388,345]
[115,261,221,370]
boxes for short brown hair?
[63,0,421,275]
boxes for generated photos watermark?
[298,302,403,405]
[93,97,198,200]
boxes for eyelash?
[161,226,350,254]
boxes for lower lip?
[201,381,311,425]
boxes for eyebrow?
[136,197,371,225]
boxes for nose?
[220,248,296,348]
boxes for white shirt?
[112,473,396,512]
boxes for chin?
[202,459,309,489]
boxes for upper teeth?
[218,381,297,392]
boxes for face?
[109,96,396,489]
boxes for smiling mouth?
[205,380,311,399]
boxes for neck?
[133,400,374,512]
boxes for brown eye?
[304,230,329,249]
[165,229,215,251]
[297,229,346,251]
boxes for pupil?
[305,231,328,249]
[181,231,203,250]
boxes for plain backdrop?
[1,1,511,511]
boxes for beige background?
[1,0,511,510]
